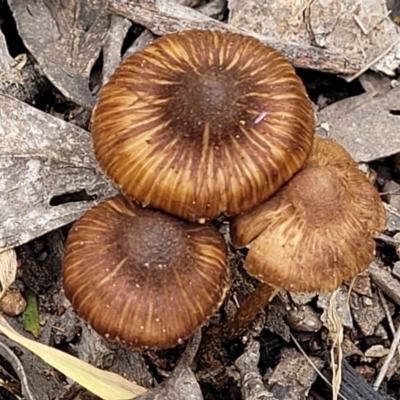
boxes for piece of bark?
[8,0,111,109]
[108,0,361,75]
[369,261,400,306]
[317,84,400,162]
[102,14,132,86]
[268,347,324,400]
[122,0,227,61]
[392,261,400,279]
[352,271,373,297]
[0,338,37,400]
[0,93,116,252]
[235,339,277,400]
[350,291,386,336]
[358,71,393,95]
[120,0,224,65]
[0,29,49,104]
[197,0,227,20]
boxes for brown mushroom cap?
[230,137,386,293]
[91,29,315,221]
[63,194,229,350]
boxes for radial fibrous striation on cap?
[231,137,387,293]
[91,30,315,221]
[63,194,230,350]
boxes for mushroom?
[63,194,230,350]
[224,137,386,336]
[91,29,315,221]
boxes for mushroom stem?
[222,283,279,339]
[198,283,278,364]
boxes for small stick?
[374,323,400,390]
[0,340,37,400]
[378,290,396,337]
[345,36,400,82]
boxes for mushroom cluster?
[63,29,386,350]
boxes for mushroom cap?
[63,194,229,350]
[230,137,386,293]
[91,29,315,221]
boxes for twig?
[0,339,37,400]
[378,290,396,337]
[346,36,400,82]
[354,11,392,36]
[373,323,400,390]
[353,15,369,35]
[290,333,349,400]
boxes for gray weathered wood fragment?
[317,84,400,162]
[235,339,277,400]
[228,0,400,77]
[108,0,361,74]
[0,94,116,253]
[8,0,111,109]
[0,29,49,105]
[269,347,324,400]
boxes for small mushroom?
[225,137,386,336]
[91,29,315,221]
[63,194,230,350]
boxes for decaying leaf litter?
[0,0,400,399]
